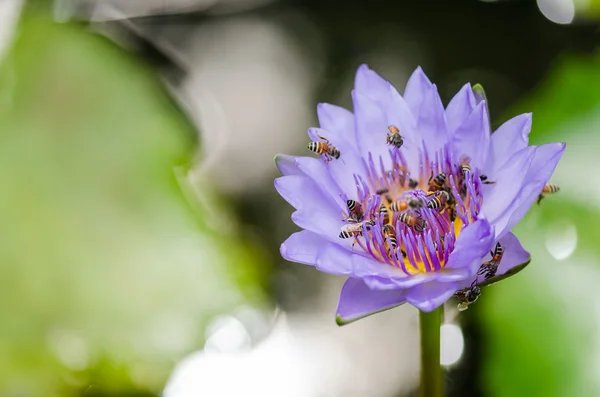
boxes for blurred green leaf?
[0,11,268,396]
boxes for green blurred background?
[1,0,599,396]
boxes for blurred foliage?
[480,54,600,397]
[0,8,268,397]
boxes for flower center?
[343,141,484,275]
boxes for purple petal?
[317,103,358,151]
[354,64,392,109]
[336,278,407,325]
[405,281,458,312]
[493,142,566,239]
[307,126,366,198]
[451,101,491,169]
[315,242,354,276]
[352,90,390,165]
[445,83,476,135]
[417,84,448,154]
[274,154,302,176]
[487,113,532,173]
[280,230,328,266]
[275,175,342,239]
[351,252,414,281]
[481,146,536,226]
[403,66,433,116]
[445,218,494,277]
[384,85,418,143]
[362,272,439,290]
[294,157,346,209]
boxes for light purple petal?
[445,83,476,135]
[336,278,407,325]
[280,230,328,266]
[315,242,354,276]
[354,64,392,109]
[294,157,346,209]
[403,66,433,116]
[362,272,439,290]
[451,101,491,169]
[492,142,565,239]
[481,146,536,226]
[487,113,532,174]
[274,154,302,176]
[317,103,358,151]
[352,90,390,166]
[275,175,341,240]
[405,281,458,312]
[307,126,366,198]
[417,84,448,154]
[445,218,494,276]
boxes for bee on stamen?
[346,199,364,222]
[398,212,427,233]
[386,125,404,149]
[379,204,390,224]
[382,224,397,257]
[408,178,419,189]
[459,156,472,175]
[426,190,450,210]
[428,172,447,192]
[477,242,504,279]
[537,183,560,205]
[455,282,481,311]
[339,220,376,247]
[376,187,392,203]
[307,134,340,163]
[408,197,425,210]
[390,199,409,213]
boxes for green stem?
[419,307,443,397]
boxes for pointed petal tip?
[279,241,287,259]
[335,314,348,326]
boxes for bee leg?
[317,134,330,144]
[536,194,544,205]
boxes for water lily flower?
[275,65,564,324]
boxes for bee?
[398,212,427,233]
[390,199,408,212]
[426,190,450,210]
[537,183,560,205]
[480,174,495,185]
[379,204,390,224]
[408,178,419,189]
[408,197,425,210]
[459,157,472,175]
[442,187,457,222]
[455,283,481,311]
[386,125,404,149]
[428,172,447,192]
[382,224,397,256]
[376,187,392,203]
[339,220,376,246]
[307,135,340,162]
[477,242,504,279]
[346,200,364,222]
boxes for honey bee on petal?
[428,172,447,192]
[386,125,404,149]
[382,224,397,257]
[398,212,427,233]
[537,183,560,205]
[455,283,481,311]
[307,134,340,163]
[346,199,364,222]
[477,242,504,280]
[376,187,392,203]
